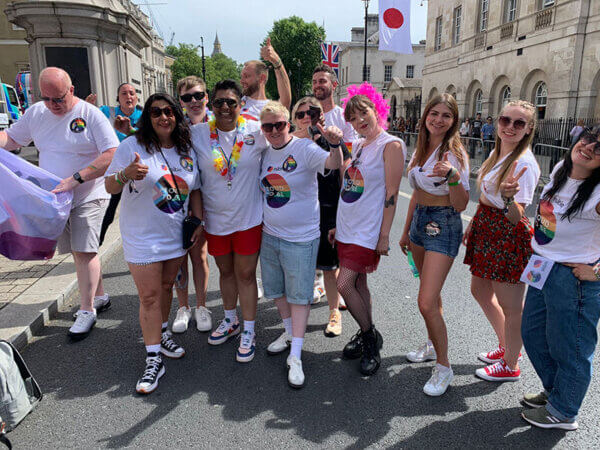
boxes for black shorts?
[317,227,339,270]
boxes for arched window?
[535,82,547,119]
[501,86,512,109]
[474,89,483,116]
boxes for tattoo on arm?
[385,195,396,208]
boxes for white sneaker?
[312,286,325,304]
[194,306,212,332]
[287,355,305,388]
[257,278,264,299]
[172,307,192,333]
[135,353,165,395]
[407,341,437,363]
[423,364,454,396]
[266,332,291,355]
[69,310,97,339]
[72,295,110,319]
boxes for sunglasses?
[180,92,206,103]
[295,109,319,120]
[261,121,288,133]
[579,131,600,155]
[149,106,175,118]
[498,116,528,130]
[213,98,238,109]
[40,90,69,104]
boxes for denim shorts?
[409,205,463,258]
[259,232,320,305]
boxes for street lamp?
[200,36,206,82]
[362,0,370,82]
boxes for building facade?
[0,0,28,85]
[422,0,600,120]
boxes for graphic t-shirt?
[100,105,143,142]
[105,137,201,263]
[324,105,358,151]
[260,137,328,242]
[532,161,600,264]
[191,120,268,235]
[7,100,119,207]
[240,96,269,121]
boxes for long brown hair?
[410,94,465,170]
[477,100,537,192]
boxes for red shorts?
[205,224,262,257]
[336,241,380,274]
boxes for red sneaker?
[478,345,523,364]
[475,360,521,382]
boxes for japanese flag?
[379,0,413,54]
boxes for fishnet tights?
[337,267,372,332]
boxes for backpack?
[0,340,42,436]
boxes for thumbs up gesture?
[123,152,149,181]
[428,151,455,179]
[499,161,527,198]
[260,37,281,66]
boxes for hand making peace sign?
[499,161,528,199]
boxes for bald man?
[0,67,119,340]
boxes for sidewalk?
[0,219,122,350]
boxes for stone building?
[3,0,173,105]
[0,0,28,84]
[335,13,426,123]
[422,0,600,120]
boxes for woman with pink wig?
[328,83,406,376]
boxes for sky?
[136,0,428,63]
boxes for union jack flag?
[320,42,340,78]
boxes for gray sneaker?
[407,341,436,363]
[521,407,578,431]
[522,391,548,408]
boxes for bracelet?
[448,179,460,186]
[118,170,129,184]
[502,196,515,214]
[114,172,123,186]
[593,263,600,281]
[272,60,282,70]
[329,141,341,148]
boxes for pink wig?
[341,82,390,130]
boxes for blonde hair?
[260,101,290,121]
[410,93,466,170]
[477,100,537,192]
[176,76,206,95]
[291,96,321,126]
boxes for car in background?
[0,77,22,154]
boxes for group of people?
[0,37,599,433]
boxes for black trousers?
[99,192,122,246]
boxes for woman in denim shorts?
[399,94,470,397]
[258,101,343,389]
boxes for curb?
[0,220,122,351]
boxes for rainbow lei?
[209,115,247,185]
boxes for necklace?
[209,115,246,189]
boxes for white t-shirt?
[408,145,470,195]
[240,96,269,122]
[7,100,119,207]
[324,105,358,149]
[191,121,268,235]
[532,161,600,264]
[260,137,328,242]
[336,132,405,250]
[480,147,541,208]
[105,137,201,264]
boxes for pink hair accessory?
[341,82,390,130]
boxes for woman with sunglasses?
[259,101,342,388]
[105,93,203,394]
[520,126,600,431]
[330,85,406,377]
[399,94,469,396]
[169,76,213,336]
[463,101,540,383]
[190,79,267,363]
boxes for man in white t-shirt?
[0,67,119,340]
[240,38,292,121]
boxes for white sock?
[161,322,169,332]
[244,320,255,334]
[283,317,292,335]
[95,293,108,300]
[427,339,433,346]
[146,344,161,354]
[290,337,304,360]
[436,363,451,373]
[224,308,237,323]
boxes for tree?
[204,53,243,91]
[263,16,326,105]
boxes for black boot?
[360,326,382,376]
[343,329,363,359]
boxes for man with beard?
[240,38,291,120]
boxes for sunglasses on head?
[295,109,320,120]
[261,121,288,133]
[579,131,600,155]
[40,90,69,104]
[213,98,238,108]
[149,106,175,118]
[498,116,528,130]
[180,91,206,103]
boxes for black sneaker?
[160,330,185,359]
[136,353,165,394]
[343,330,364,359]
[360,326,382,376]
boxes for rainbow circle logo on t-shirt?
[180,156,193,172]
[527,271,542,283]
[341,167,364,203]
[282,155,297,172]
[69,118,86,133]
[261,173,290,208]
[534,200,556,245]
[153,174,189,214]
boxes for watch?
[73,172,84,184]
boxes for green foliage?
[263,16,326,105]
[205,53,243,91]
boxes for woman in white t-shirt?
[520,126,600,431]
[259,101,342,388]
[399,94,470,397]
[105,94,203,395]
[463,100,541,383]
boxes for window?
[453,6,462,45]
[505,0,517,23]
[434,16,443,51]
[363,65,371,82]
[541,0,554,8]
[384,65,393,83]
[501,86,512,109]
[474,89,483,115]
[535,82,547,119]
[406,65,414,79]
[479,0,489,32]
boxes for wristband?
[114,172,123,186]
[593,263,600,281]
[448,179,460,186]
[329,141,341,148]
[502,196,515,214]
[272,60,282,70]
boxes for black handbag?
[157,148,202,250]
